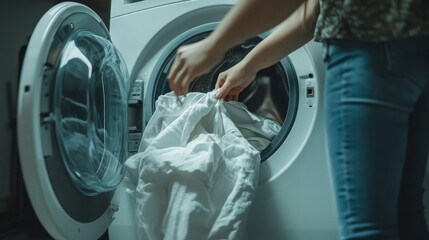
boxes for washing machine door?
[17,2,129,240]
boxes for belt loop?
[323,40,330,62]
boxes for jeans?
[324,36,429,240]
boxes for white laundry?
[124,90,281,240]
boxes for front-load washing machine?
[110,1,339,239]
[16,1,341,240]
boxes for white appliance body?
[108,1,338,240]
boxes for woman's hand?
[215,61,257,101]
[168,39,224,96]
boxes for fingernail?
[216,91,222,99]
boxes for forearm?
[240,0,319,72]
[207,0,304,52]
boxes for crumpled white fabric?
[124,90,281,240]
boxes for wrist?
[204,34,232,55]
[240,55,261,76]
[233,59,257,81]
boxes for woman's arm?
[168,0,306,96]
[208,0,306,52]
[215,0,319,100]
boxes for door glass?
[54,30,129,196]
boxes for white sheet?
[124,90,281,240]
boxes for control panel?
[128,78,144,156]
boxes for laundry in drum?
[123,90,281,240]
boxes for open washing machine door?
[17,2,133,239]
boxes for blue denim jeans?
[324,36,429,240]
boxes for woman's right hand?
[215,61,257,101]
[168,39,225,96]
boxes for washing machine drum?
[150,33,298,161]
[189,39,289,124]
[154,37,291,125]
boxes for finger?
[215,72,226,89]
[168,63,185,96]
[172,67,189,96]
[217,79,234,99]
[178,72,194,96]
[168,64,185,96]
[231,94,239,102]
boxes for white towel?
[124,90,281,240]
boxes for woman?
[167,0,429,239]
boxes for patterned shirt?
[314,0,429,41]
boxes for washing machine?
[110,1,339,239]
[17,0,339,240]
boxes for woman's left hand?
[215,61,257,101]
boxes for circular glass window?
[54,30,129,196]
[148,30,298,162]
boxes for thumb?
[216,79,234,99]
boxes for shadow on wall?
[425,155,429,230]
[0,0,110,237]
[51,0,110,27]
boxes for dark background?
[0,1,110,239]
